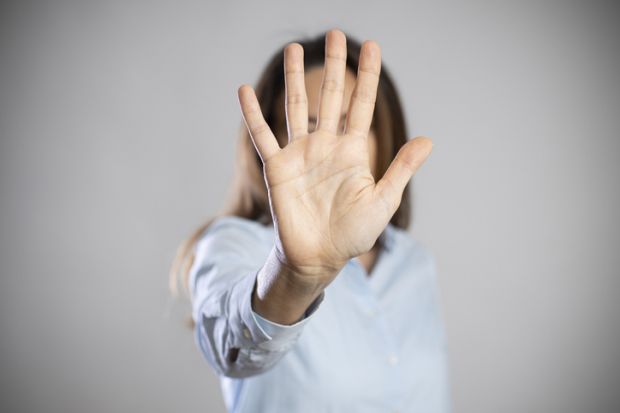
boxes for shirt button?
[243,327,251,339]
[387,354,399,366]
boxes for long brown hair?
[170,30,413,296]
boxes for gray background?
[1,1,619,412]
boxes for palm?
[266,129,381,272]
[238,30,432,281]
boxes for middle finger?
[316,29,347,135]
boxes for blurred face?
[272,65,379,179]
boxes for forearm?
[190,218,331,378]
[252,246,335,325]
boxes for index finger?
[238,84,280,162]
[344,40,381,139]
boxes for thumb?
[373,136,433,217]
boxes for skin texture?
[272,66,380,275]
[238,29,432,324]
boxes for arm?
[193,29,432,379]
[190,218,326,378]
[236,29,432,302]
[251,247,335,325]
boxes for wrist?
[252,247,332,325]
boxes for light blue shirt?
[190,215,450,412]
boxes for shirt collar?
[379,223,396,252]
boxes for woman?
[171,29,450,412]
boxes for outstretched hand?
[238,29,432,287]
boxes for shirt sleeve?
[189,216,325,378]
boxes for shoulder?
[195,215,273,256]
[203,215,270,238]
[189,216,273,293]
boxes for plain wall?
[1,1,619,412]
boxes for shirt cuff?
[228,268,325,352]
[251,287,325,339]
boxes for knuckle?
[325,51,347,62]
[286,93,307,105]
[285,69,304,76]
[292,126,308,136]
[358,67,380,78]
[352,85,376,105]
[397,154,416,172]
[252,122,270,135]
[347,127,367,139]
[321,78,344,93]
